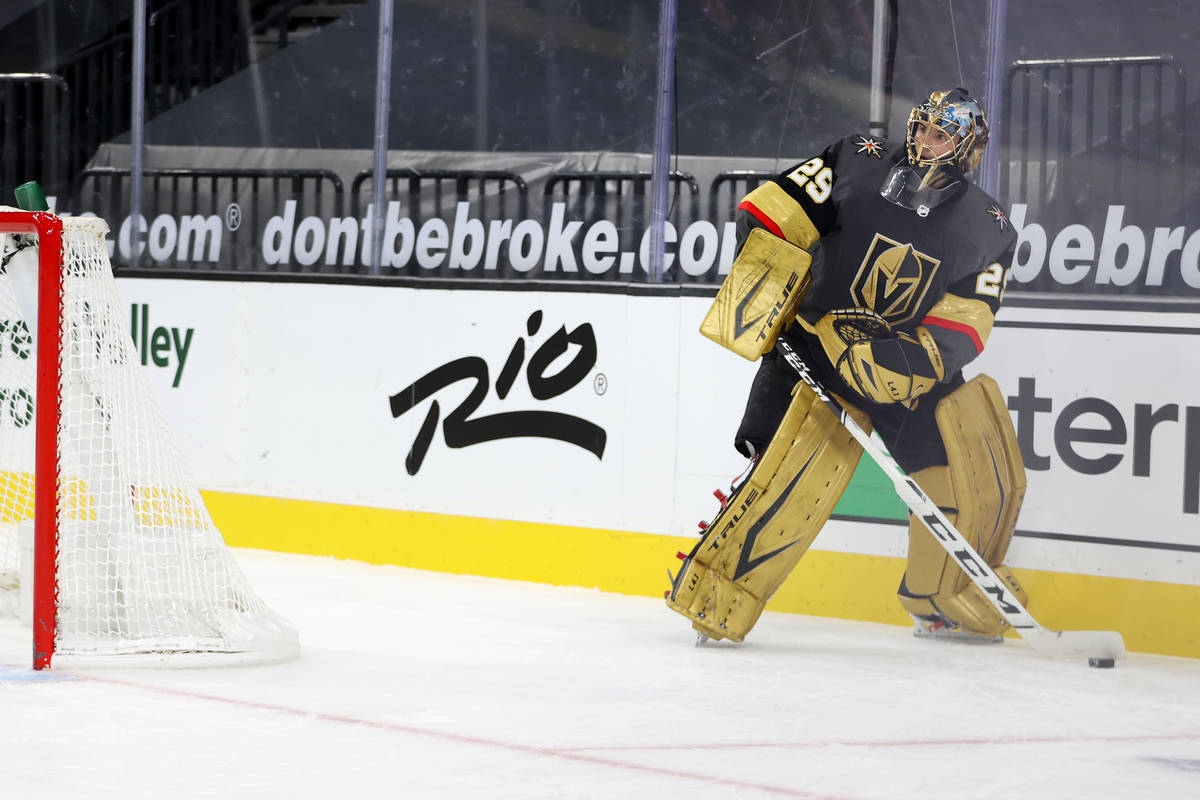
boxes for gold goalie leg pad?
[667,382,865,641]
[897,375,1029,638]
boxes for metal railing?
[350,168,529,222]
[3,2,261,210]
[71,166,345,271]
[1002,55,1188,220]
[543,170,700,249]
[70,165,724,279]
[709,170,775,226]
[143,0,251,117]
[0,74,69,202]
[251,1,366,58]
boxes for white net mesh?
[0,215,297,665]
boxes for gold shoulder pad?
[699,228,813,361]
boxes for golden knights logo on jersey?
[850,233,940,323]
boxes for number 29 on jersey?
[786,158,834,204]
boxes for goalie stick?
[774,337,1126,662]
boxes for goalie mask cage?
[0,210,298,669]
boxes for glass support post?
[648,0,679,283]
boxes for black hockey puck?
[1088,657,1116,669]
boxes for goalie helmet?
[905,87,989,174]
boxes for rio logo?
[388,310,607,475]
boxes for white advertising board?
[114,278,1200,585]
[118,280,700,536]
[980,305,1200,583]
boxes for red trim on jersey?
[737,200,784,239]
[921,315,984,353]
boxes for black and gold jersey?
[735,134,1017,380]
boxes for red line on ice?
[81,674,846,800]
[557,732,1200,752]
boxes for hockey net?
[0,210,298,668]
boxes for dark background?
[1,1,1198,292]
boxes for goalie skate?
[911,613,1003,644]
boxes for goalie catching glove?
[808,308,944,404]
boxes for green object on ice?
[14,181,48,211]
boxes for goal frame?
[1,209,298,670]
[0,210,63,669]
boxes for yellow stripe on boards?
[201,490,1200,660]
[1013,569,1200,660]
[202,490,675,596]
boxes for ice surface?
[2,550,1199,799]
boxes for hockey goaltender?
[668,88,1029,645]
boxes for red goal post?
[0,210,62,668]
[0,209,298,669]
